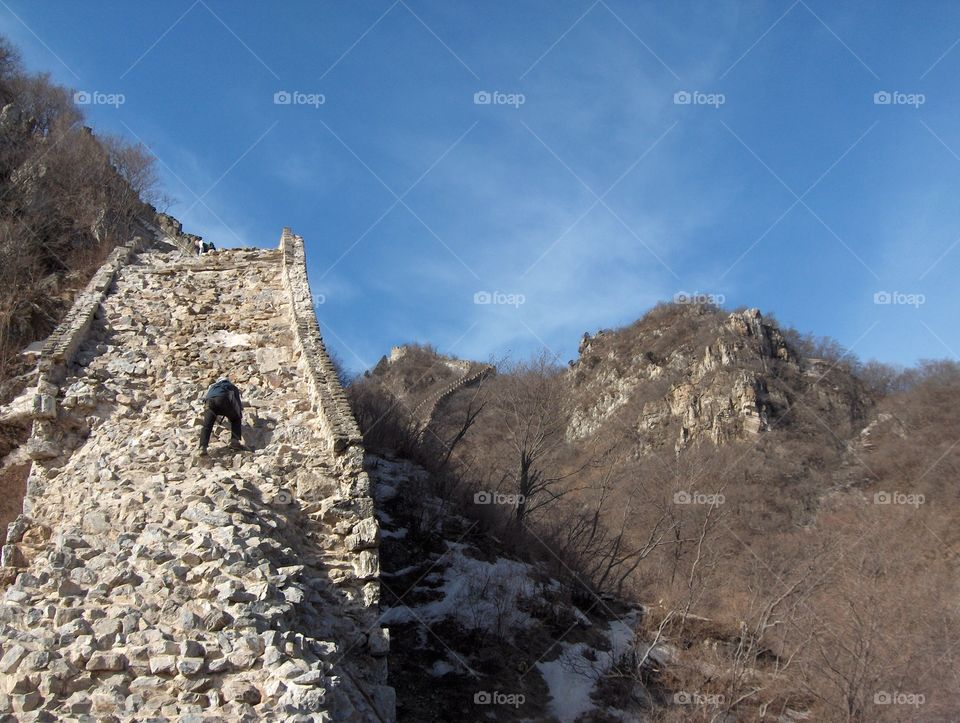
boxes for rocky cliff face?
[567,305,867,453]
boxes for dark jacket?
[206,379,242,417]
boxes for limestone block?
[222,679,261,704]
[0,644,27,674]
[353,551,379,581]
[85,652,126,671]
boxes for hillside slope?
[353,303,960,720]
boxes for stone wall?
[25,237,145,456]
[0,229,395,720]
[38,238,142,374]
[279,228,363,455]
[278,227,391,708]
[412,363,495,431]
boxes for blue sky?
[3,1,960,373]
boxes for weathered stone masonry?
[278,227,390,706]
[27,238,145,441]
[0,229,395,721]
[279,228,362,455]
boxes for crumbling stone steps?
[1,242,392,721]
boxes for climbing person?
[193,237,203,255]
[198,377,245,454]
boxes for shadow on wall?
[0,462,29,538]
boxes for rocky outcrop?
[371,346,492,431]
[641,369,788,450]
[568,306,815,451]
[0,231,394,720]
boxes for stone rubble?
[0,232,394,721]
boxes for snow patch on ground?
[572,606,593,627]
[430,660,456,677]
[373,483,398,504]
[380,544,537,637]
[382,562,427,579]
[536,612,638,723]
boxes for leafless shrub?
[0,34,159,396]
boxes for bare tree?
[488,351,591,522]
[0,35,160,396]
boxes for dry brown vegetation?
[0,35,159,403]
[349,306,960,720]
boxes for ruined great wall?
[0,228,394,720]
[408,362,495,434]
